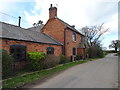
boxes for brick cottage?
[0,4,86,69]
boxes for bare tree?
[81,23,109,48]
[109,40,120,52]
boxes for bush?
[41,55,60,69]
[1,49,14,79]
[60,55,69,64]
[28,52,46,70]
[103,51,107,56]
[118,51,120,55]
[117,51,120,56]
[96,47,104,58]
[88,47,96,58]
[88,45,104,58]
[75,54,83,61]
[104,50,117,53]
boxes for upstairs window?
[72,32,76,41]
[10,45,26,62]
[80,36,85,42]
[46,47,54,54]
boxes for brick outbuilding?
[0,21,63,69]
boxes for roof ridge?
[57,18,84,36]
[0,21,27,30]
[1,21,42,34]
[27,24,44,29]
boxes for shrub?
[118,51,120,56]
[88,45,104,58]
[1,49,14,79]
[117,51,120,56]
[104,50,117,53]
[60,55,69,64]
[41,55,60,69]
[28,52,46,70]
[96,47,104,58]
[75,54,83,61]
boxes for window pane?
[47,47,54,54]
[10,45,26,62]
[72,33,76,41]
[10,48,14,53]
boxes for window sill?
[72,41,76,43]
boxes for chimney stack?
[18,16,21,27]
[49,4,57,19]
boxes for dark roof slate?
[27,24,44,32]
[0,21,63,46]
[57,18,84,36]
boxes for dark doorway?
[73,48,76,56]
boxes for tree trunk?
[115,47,117,53]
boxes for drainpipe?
[63,28,67,56]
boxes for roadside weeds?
[2,57,102,88]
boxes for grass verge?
[2,58,99,88]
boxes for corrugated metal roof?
[0,21,63,46]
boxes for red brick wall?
[65,29,82,58]
[77,48,86,59]
[1,39,62,56]
[41,19,86,58]
[77,48,84,55]
[1,39,62,70]
[41,18,66,44]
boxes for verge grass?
[2,58,99,88]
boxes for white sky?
[0,0,119,50]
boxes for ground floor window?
[46,47,54,54]
[10,45,26,62]
[73,48,76,56]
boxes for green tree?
[109,40,120,52]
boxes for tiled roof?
[0,21,63,46]
[57,18,84,36]
[27,24,44,32]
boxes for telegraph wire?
[0,11,33,25]
[0,11,18,19]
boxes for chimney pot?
[50,4,52,8]
[18,16,21,27]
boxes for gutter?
[1,37,63,46]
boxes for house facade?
[0,4,86,69]
[41,4,86,59]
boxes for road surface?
[32,53,118,88]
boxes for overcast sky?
[0,0,119,50]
